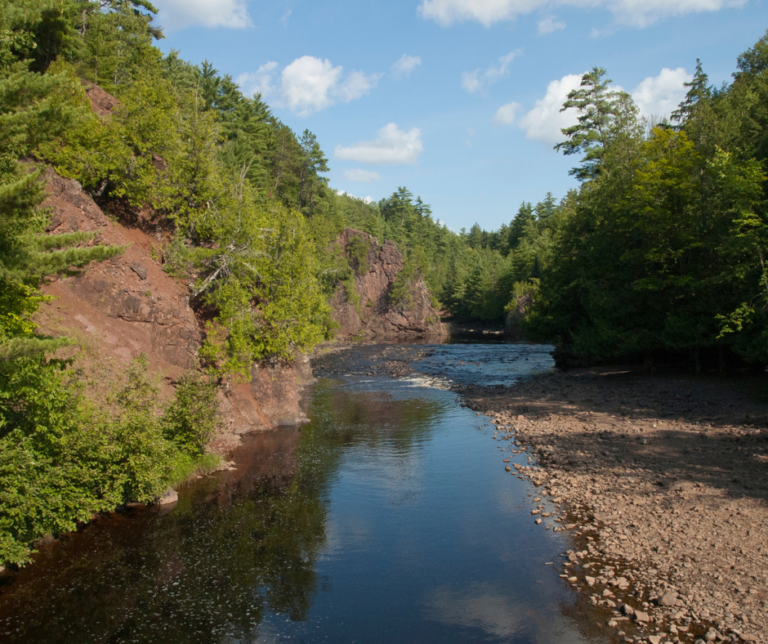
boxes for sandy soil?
[459,367,768,644]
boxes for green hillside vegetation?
[1,0,767,564]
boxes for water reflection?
[0,345,607,644]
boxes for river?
[0,342,611,643]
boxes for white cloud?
[154,0,251,30]
[631,67,692,119]
[236,62,278,98]
[237,56,379,116]
[280,9,292,25]
[418,0,747,28]
[281,56,342,115]
[337,70,381,102]
[493,101,521,125]
[538,15,566,34]
[344,169,381,183]
[392,54,422,78]
[518,73,582,144]
[462,51,517,93]
[335,123,424,165]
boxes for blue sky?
[152,0,767,232]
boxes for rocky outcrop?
[330,228,447,338]
[36,168,313,451]
[85,83,119,118]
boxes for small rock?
[130,261,148,280]
[535,518,542,525]
[585,576,596,587]
[157,489,178,506]
[633,610,650,623]
[505,466,512,472]
[622,603,635,617]
[649,636,662,644]
[657,591,678,607]
[531,509,541,515]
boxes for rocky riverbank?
[459,367,768,644]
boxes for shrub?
[162,370,221,455]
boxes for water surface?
[0,343,609,643]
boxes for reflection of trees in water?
[304,379,444,457]
[0,378,443,643]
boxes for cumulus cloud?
[344,169,382,183]
[236,62,278,98]
[516,67,691,145]
[335,123,424,165]
[538,15,566,34]
[392,54,422,78]
[493,101,522,125]
[154,0,252,30]
[518,74,582,144]
[418,0,747,29]
[281,57,342,114]
[462,52,517,93]
[632,67,692,119]
[236,56,379,116]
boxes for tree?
[671,59,711,128]
[555,67,635,181]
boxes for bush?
[162,370,221,455]
[0,354,224,566]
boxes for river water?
[0,342,611,644]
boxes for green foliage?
[389,256,417,309]
[163,369,222,455]
[525,40,768,363]
[0,353,226,566]
[347,235,370,276]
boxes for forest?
[1,0,767,564]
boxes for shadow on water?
[0,345,615,644]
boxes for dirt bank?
[460,367,768,644]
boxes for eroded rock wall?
[36,168,312,451]
[330,228,447,338]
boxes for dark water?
[0,344,610,644]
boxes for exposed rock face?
[40,168,202,374]
[218,354,315,445]
[330,228,447,338]
[36,168,312,450]
[85,83,119,117]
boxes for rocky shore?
[459,367,768,644]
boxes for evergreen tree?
[555,67,632,181]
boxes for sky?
[151,0,767,232]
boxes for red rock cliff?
[36,168,313,451]
[329,228,447,338]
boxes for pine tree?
[671,59,711,128]
[555,67,630,181]
[508,202,534,250]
